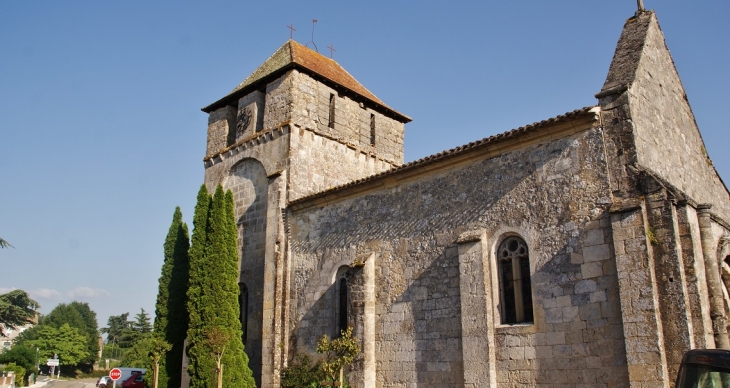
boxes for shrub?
[2,362,27,387]
[280,354,325,388]
[317,327,360,384]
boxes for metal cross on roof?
[328,44,336,59]
[287,24,296,40]
[637,0,645,11]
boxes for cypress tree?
[153,207,190,388]
[186,185,213,388]
[187,185,255,387]
[218,188,254,387]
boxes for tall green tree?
[132,308,152,334]
[119,335,153,368]
[43,302,99,366]
[186,185,212,388]
[0,290,39,336]
[186,185,254,388]
[101,313,131,347]
[154,207,190,388]
[27,323,89,366]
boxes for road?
[34,377,100,388]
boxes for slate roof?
[203,40,411,122]
[290,106,598,207]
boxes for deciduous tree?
[0,345,38,376]
[28,323,89,366]
[119,336,152,368]
[43,302,99,367]
[317,327,360,385]
[148,336,172,388]
[205,327,230,388]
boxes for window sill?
[494,322,536,334]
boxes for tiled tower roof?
[203,40,410,122]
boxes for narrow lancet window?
[370,114,376,146]
[338,277,349,335]
[328,93,336,129]
[498,236,533,324]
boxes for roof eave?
[201,63,412,123]
[201,63,296,113]
[289,106,599,210]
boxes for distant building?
[191,10,730,387]
[0,324,33,351]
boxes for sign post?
[109,368,122,388]
[46,357,59,378]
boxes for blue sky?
[2,1,728,330]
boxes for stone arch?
[223,157,268,384]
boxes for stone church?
[195,9,730,388]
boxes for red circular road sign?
[109,368,122,381]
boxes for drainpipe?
[698,204,730,348]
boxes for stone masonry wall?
[289,70,405,165]
[204,127,290,188]
[288,127,396,202]
[264,73,293,130]
[206,106,236,157]
[627,14,730,222]
[288,126,630,387]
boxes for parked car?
[121,372,145,388]
[96,376,111,387]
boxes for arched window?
[498,236,533,324]
[239,283,248,344]
[338,277,349,335]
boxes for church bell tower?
[198,40,410,387]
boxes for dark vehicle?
[121,372,145,388]
[676,349,730,387]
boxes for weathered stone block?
[584,244,611,262]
